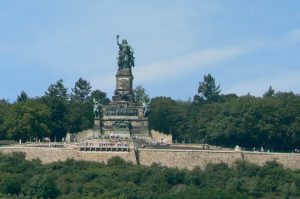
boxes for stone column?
[93,118,101,138]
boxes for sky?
[1,1,300,102]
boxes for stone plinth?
[93,118,101,138]
[100,102,149,138]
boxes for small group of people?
[252,147,270,153]
[151,139,168,146]
[105,134,130,140]
[79,140,129,148]
[98,141,128,147]
[80,141,94,146]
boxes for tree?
[90,89,110,105]
[194,73,221,103]
[44,79,68,101]
[5,100,51,140]
[0,99,10,139]
[149,97,176,134]
[25,175,58,199]
[66,89,110,133]
[42,79,69,139]
[17,91,29,102]
[71,78,92,102]
[66,101,93,133]
[263,86,275,98]
[0,175,21,195]
[66,78,93,133]
[149,97,190,141]
[133,85,150,105]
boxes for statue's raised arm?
[116,35,121,48]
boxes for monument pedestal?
[93,118,101,138]
[101,103,149,139]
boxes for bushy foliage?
[148,75,300,151]
[0,153,299,199]
[4,100,51,140]
[149,92,300,151]
[0,78,110,141]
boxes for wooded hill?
[0,75,299,151]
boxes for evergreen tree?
[263,86,275,97]
[42,79,69,139]
[16,91,29,102]
[194,73,221,103]
[66,79,102,133]
[71,78,92,102]
[44,79,68,101]
[90,89,110,105]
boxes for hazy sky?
[1,1,300,101]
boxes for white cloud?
[257,28,300,49]
[130,27,300,87]
[134,46,248,84]
[287,29,300,42]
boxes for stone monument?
[94,35,150,139]
[93,98,102,138]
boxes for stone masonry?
[1,147,300,170]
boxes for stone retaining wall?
[1,147,300,170]
[0,147,137,164]
[138,149,241,170]
[242,151,300,168]
[150,130,172,144]
[138,149,300,170]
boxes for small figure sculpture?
[93,98,102,118]
[113,121,130,128]
[116,35,135,70]
[140,99,151,117]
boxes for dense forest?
[0,75,300,151]
[149,74,300,151]
[0,152,299,199]
[0,78,110,142]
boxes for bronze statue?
[116,35,135,70]
[140,99,151,117]
[93,98,102,118]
